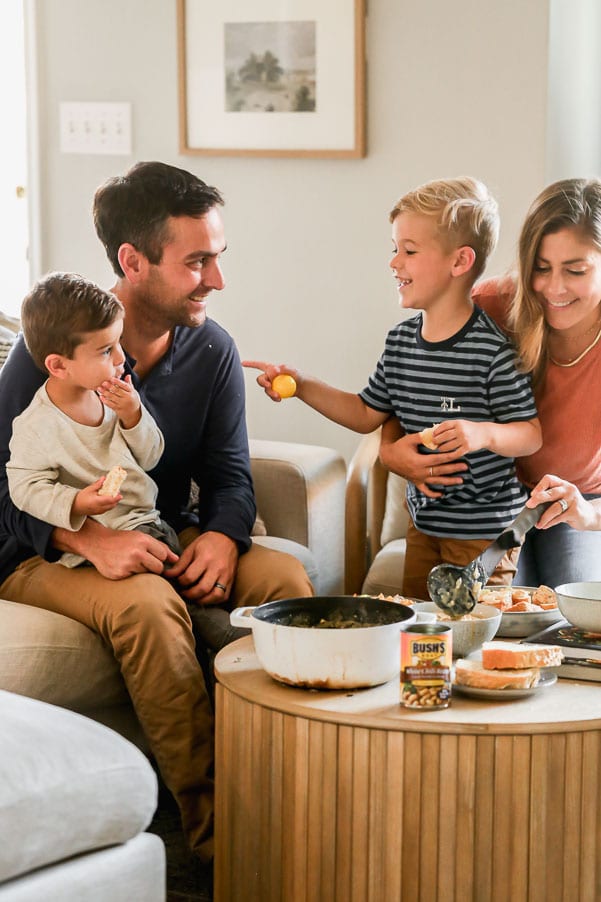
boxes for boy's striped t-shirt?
[359,306,538,539]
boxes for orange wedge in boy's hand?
[272,374,297,398]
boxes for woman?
[381,177,601,586]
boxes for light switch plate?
[59,102,132,155]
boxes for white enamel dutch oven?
[230,595,434,689]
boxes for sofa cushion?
[0,599,129,710]
[0,690,158,884]
[361,538,407,597]
[252,535,319,591]
[380,474,410,546]
[0,833,165,902]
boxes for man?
[0,161,313,863]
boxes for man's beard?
[142,294,207,330]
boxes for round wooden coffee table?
[214,637,601,902]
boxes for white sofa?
[0,689,164,901]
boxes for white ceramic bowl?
[411,602,501,657]
[555,582,601,633]
[494,586,564,638]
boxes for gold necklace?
[550,324,601,367]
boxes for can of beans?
[400,623,452,709]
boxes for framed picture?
[177,0,366,158]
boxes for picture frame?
[177,0,366,158]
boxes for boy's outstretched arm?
[432,417,542,458]
[243,360,388,434]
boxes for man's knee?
[276,551,314,596]
[111,573,193,631]
[234,545,314,607]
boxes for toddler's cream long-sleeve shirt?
[7,383,165,566]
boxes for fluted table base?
[215,638,601,902]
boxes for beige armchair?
[250,438,346,596]
[345,428,409,596]
[0,439,346,748]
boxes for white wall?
[546,0,601,182]
[30,0,550,462]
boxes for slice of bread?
[481,641,563,670]
[454,658,540,689]
[510,589,531,604]
[505,601,539,613]
[98,465,127,497]
[478,587,513,611]
[532,585,558,609]
[419,426,438,450]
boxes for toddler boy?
[7,272,179,567]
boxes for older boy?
[245,177,542,598]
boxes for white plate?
[452,668,557,700]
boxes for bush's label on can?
[400,624,452,709]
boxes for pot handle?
[229,606,257,627]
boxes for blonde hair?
[509,178,601,387]
[389,177,499,281]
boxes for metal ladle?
[426,501,552,617]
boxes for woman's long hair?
[509,178,601,387]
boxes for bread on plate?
[454,658,540,689]
[481,641,563,670]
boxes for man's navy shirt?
[0,319,256,584]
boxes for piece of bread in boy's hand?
[419,426,438,450]
[98,465,127,496]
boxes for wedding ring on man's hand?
[429,467,434,477]
[558,498,569,513]
[214,582,227,592]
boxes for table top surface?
[215,636,601,736]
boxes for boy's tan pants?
[402,518,520,600]
[0,540,313,863]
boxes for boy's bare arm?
[243,360,388,433]
[297,375,387,432]
[432,417,542,458]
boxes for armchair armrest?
[345,429,389,594]
[249,439,346,595]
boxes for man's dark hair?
[93,161,224,277]
[21,272,124,372]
